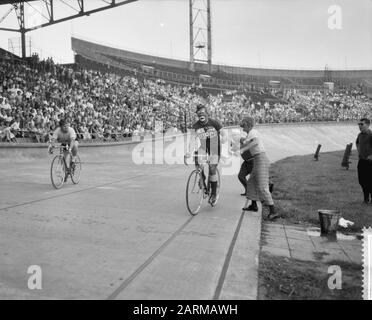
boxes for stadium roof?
[0,1,38,5]
[0,0,138,33]
[0,0,138,57]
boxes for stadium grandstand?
[2,41,372,144]
[71,37,372,94]
[1,0,372,144]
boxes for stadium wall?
[72,37,190,70]
[0,121,357,150]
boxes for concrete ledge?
[0,121,355,149]
[0,138,140,149]
[0,133,185,149]
[255,120,354,128]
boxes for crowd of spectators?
[1,54,371,143]
[207,88,372,124]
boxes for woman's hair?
[241,116,255,127]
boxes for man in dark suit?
[356,118,372,204]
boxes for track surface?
[0,123,358,299]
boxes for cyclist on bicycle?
[48,119,79,164]
[186,104,227,205]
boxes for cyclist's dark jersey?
[192,118,222,156]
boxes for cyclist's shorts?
[59,140,78,147]
[194,151,220,166]
[58,139,71,146]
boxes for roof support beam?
[26,0,138,32]
[43,0,54,23]
[0,0,138,58]
[0,27,19,32]
[0,0,138,31]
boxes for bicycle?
[49,144,82,189]
[184,153,221,215]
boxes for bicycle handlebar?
[48,142,71,154]
[184,153,216,167]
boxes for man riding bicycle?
[48,119,79,165]
[186,104,227,206]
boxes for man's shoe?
[269,183,274,193]
[242,204,258,212]
[267,212,280,220]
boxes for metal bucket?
[318,210,340,238]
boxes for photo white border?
[363,227,372,300]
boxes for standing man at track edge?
[186,104,227,206]
[48,119,79,165]
[239,116,278,220]
[356,118,372,204]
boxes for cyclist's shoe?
[209,194,218,206]
[267,212,280,220]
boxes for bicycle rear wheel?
[186,170,204,215]
[70,155,82,184]
[51,155,66,189]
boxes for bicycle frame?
[184,152,221,215]
[51,144,73,169]
[184,153,212,194]
[50,142,82,189]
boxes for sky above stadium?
[0,0,371,69]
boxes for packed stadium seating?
[1,47,371,143]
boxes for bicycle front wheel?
[51,155,66,189]
[70,155,82,184]
[186,170,204,215]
